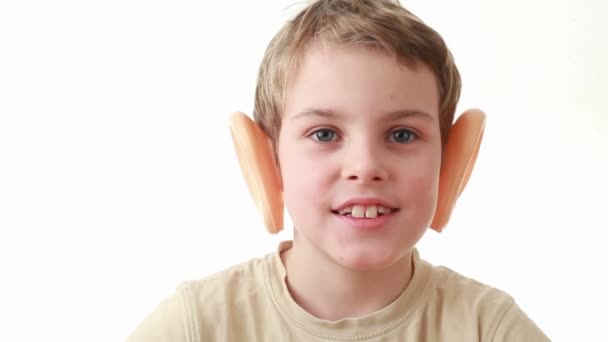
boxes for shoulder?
[126,254,273,342]
[126,287,192,342]
[421,260,549,341]
[180,254,270,308]
[425,262,513,331]
[427,262,514,307]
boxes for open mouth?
[331,204,398,219]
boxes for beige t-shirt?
[127,241,549,341]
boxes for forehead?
[283,41,440,121]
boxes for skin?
[277,41,442,320]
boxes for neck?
[281,238,414,321]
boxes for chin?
[330,243,410,271]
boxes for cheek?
[284,162,329,199]
[400,154,441,204]
[406,173,439,204]
[278,143,329,217]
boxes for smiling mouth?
[331,204,398,219]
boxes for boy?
[127,0,549,340]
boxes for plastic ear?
[229,109,486,234]
[229,112,284,233]
[430,109,486,232]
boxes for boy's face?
[277,41,441,270]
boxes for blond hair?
[253,0,461,146]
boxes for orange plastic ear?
[229,109,485,234]
[430,109,486,232]
[229,112,283,234]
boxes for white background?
[1,0,606,341]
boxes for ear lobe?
[229,112,284,234]
[430,109,486,232]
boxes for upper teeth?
[338,205,393,218]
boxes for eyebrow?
[292,107,435,122]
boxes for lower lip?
[333,211,398,231]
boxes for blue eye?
[390,129,416,143]
[312,129,337,142]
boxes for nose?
[340,138,389,184]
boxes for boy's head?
[245,0,464,270]
[229,0,484,270]
[276,40,441,269]
[253,0,461,149]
